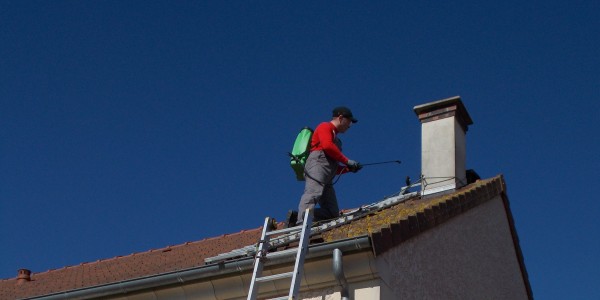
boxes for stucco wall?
[376,195,528,299]
[297,279,382,300]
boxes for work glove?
[346,160,363,173]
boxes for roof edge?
[26,236,371,300]
[368,175,505,255]
[498,177,534,300]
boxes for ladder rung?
[267,297,288,300]
[255,271,294,283]
[265,225,303,236]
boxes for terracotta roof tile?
[0,227,262,299]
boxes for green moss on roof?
[322,175,505,243]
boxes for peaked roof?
[0,175,530,299]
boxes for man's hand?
[347,160,363,173]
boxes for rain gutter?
[26,236,371,300]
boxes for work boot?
[285,210,298,228]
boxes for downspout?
[333,248,350,300]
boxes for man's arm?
[315,123,348,164]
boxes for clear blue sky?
[1,1,598,298]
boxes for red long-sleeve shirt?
[311,122,349,164]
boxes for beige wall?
[375,195,529,299]
[296,280,382,300]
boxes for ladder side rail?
[247,217,274,300]
[288,208,313,299]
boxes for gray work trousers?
[297,150,340,224]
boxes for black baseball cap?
[332,106,358,123]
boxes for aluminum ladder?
[247,208,313,300]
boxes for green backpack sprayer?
[289,127,313,181]
[288,126,402,181]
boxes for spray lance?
[354,160,416,195]
[335,159,402,184]
[345,159,401,173]
[360,160,401,167]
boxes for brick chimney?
[414,96,473,196]
[17,269,31,284]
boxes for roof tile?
[0,227,263,299]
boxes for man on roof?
[290,106,362,226]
